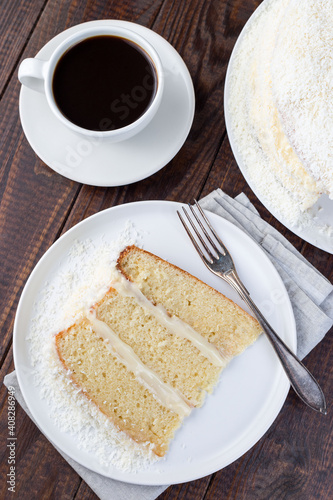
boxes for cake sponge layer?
[56,245,262,457]
[117,246,262,358]
[56,319,182,457]
[96,288,223,408]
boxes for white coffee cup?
[18,25,164,142]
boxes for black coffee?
[52,35,157,131]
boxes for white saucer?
[19,21,195,186]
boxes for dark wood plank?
[202,331,332,500]
[60,0,263,233]
[0,0,166,376]
[73,482,99,500]
[0,348,83,500]
[190,118,333,500]
[158,476,211,500]
[202,132,333,281]
[200,133,313,253]
[0,0,47,96]
[1,0,332,498]
[156,147,333,498]
[0,1,166,498]
[0,134,79,364]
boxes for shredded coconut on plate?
[27,221,160,471]
[271,0,333,196]
[227,0,333,236]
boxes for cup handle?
[18,58,47,94]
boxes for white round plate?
[19,21,195,186]
[224,1,333,253]
[13,200,296,485]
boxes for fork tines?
[177,200,227,263]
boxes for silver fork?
[177,200,327,414]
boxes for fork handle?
[225,271,327,414]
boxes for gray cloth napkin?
[3,371,168,500]
[4,189,333,499]
[200,189,333,359]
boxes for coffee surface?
[52,35,157,131]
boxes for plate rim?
[13,199,296,485]
[223,0,333,254]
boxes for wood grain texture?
[0,1,164,498]
[0,0,332,498]
[59,0,263,229]
[0,0,47,96]
[200,334,333,500]
[0,0,165,368]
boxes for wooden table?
[0,0,332,498]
